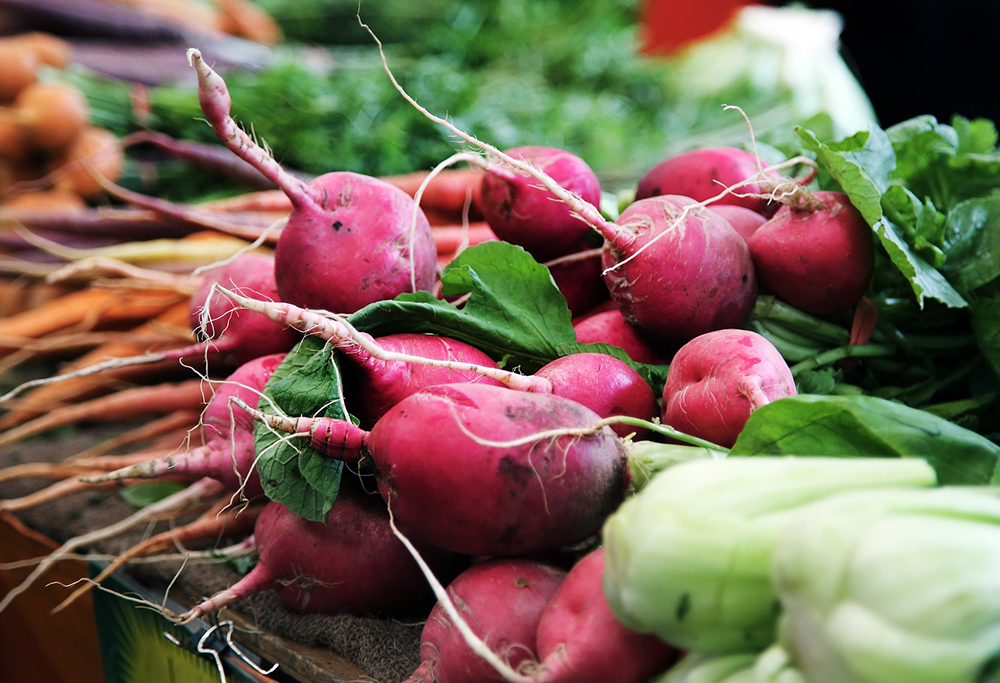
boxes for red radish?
[707,204,768,243]
[245,382,630,557]
[573,308,671,366]
[479,146,601,260]
[179,487,455,623]
[635,146,779,216]
[406,559,567,683]
[748,191,875,315]
[217,288,656,435]
[601,196,757,345]
[85,352,288,497]
[661,329,797,448]
[189,253,300,366]
[530,548,676,683]
[545,248,609,317]
[187,49,436,313]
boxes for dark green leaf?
[350,241,576,372]
[253,336,346,522]
[972,297,1000,377]
[119,482,186,509]
[941,196,1000,294]
[730,394,1000,485]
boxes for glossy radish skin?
[573,308,671,366]
[601,196,757,346]
[189,253,299,365]
[406,559,567,683]
[533,549,676,683]
[341,332,506,426]
[635,146,778,216]
[274,171,437,312]
[182,487,455,622]
[707,204,768,243]
[748,191,875,315]
[535,353,658,439]
[661,329,796,448]
[480,146,601,260]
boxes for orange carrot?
[433,222,497,255]
[380,168,484,212]
[54,499,263,611]
[69,410,200,461]
[0,378,209,449]
[196,188,290,213]
[0,288,185,353]
[0,450,167,484]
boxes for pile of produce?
[1,2,999,682]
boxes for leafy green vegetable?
[253,336,346,522]
[730,394,1000,484]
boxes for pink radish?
[661,329,797,448]
[635,146,779,216]
[707,204,768,243]
[406,559,567,683]
[244,382,630,557]
[748,191,875,315]
[187,49,436,313]
[217,289,656,436]
[179,486,455,623]
[573,307,671,366]
[85,352,288,496]
[479,146,601,260]
[544,248,609,317]
[530,548,677,683]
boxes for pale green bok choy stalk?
[601,457,937,653]
[651,645,806,683]
[773,486,1000,683]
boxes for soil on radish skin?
[0,424,425,683]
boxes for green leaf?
[253,336,346,522]
[971,297,1000,377]
[941,196,1000,294]
[349,241,575,372]
[730,394,1000,485]
[118,482,186,509]
[796,124,967,309]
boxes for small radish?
[178,487,456,623]
[573,307,672,366]
[406,559,567,683]
[661,329,797,448]
[85,352,288,497]
[545,248,609,317]
[707,204,768,243]
[244,382,630,557]
[748,190,875,316]
[187,49,436,313]
[635,146,779,216]
[479,146,601,260]
[530,548,677,683]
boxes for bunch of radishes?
[0,37,884,683]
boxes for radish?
[707,204,768,243]
[530,548,677,683]
[187,49,436,313]
[217,289,656,436]
[178,486,456,623]
[406,559,567,683]
[661,329,797,448]
[363,44,757,345]
[479,146,601,260]
[572,308,672,366]
[748,190,875,315]
[85,352,288,497]
[635,146,779,216]
[245,382,630,557]
[544,248,609,317]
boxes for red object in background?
[641,0,753,55]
